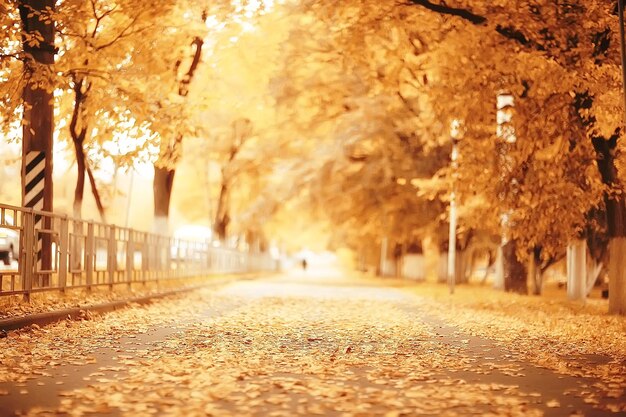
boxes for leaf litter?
[0,275,624,416]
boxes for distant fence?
[0,203,277,300]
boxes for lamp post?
[125,168,135,228]
[447,120,462,295]
[495,92,515,291]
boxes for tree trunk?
[454,249,467,284]
[214,181,229,241]
[528,253,538,295]
[153,166,175,234]
[73,138,86,219]
[591,134,626,314]
[393,242,401,278]
[437,249,447,283]
[567,239,587,301]
[71,158,84,272]
[437,249,468,284]
[357,249,366,272]
[586,259,603,297]
[609,238,626,314]
[66,74,93,273]
[536,269,546,296]
[397,243,407,279]
[481,249,495,284]
[86,163,106,223]
[465,249,477,283]
[493,246,504,289]
[379,236,388,277]
[528,250,548,296]
[502,240,527,294]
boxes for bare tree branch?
[95,14,140,50]
[407,0,545,51]
[178,37,204,96]
[86,160,107,222]
[408,0,486,25]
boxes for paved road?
[0,270,623,416]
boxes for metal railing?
[0,203,277,300]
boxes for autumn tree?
[403,0,623,307]
[273,0,626,307]
[152,0,286,234]
[53,0,178,221]
[151,8,207,233]
[166,2,292,243]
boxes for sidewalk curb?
[0,273,263,333]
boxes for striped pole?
[24,151,45,208]
[24,151,46,270]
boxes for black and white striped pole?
[20,0,56,287]
[23,151,48,272]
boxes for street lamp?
[495,92,515,291]
[447,119,462,295]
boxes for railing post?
[126,230,134,287]
[108,225,116,289]
[58,216,68,292]
[157,236,163,285]
[85,221,94,290]
[21,210,35,302]
[154,236,159,281]
[177,239,183,278]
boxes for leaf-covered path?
[0,271,624,416]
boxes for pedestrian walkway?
[0,269,623,416]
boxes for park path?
[0,268,622,416]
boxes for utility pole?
[447,120,462,295]
[20,0,55,285]
[447,145,458,295]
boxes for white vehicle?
[0,216,19,266]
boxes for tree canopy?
[2,0,626,310]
